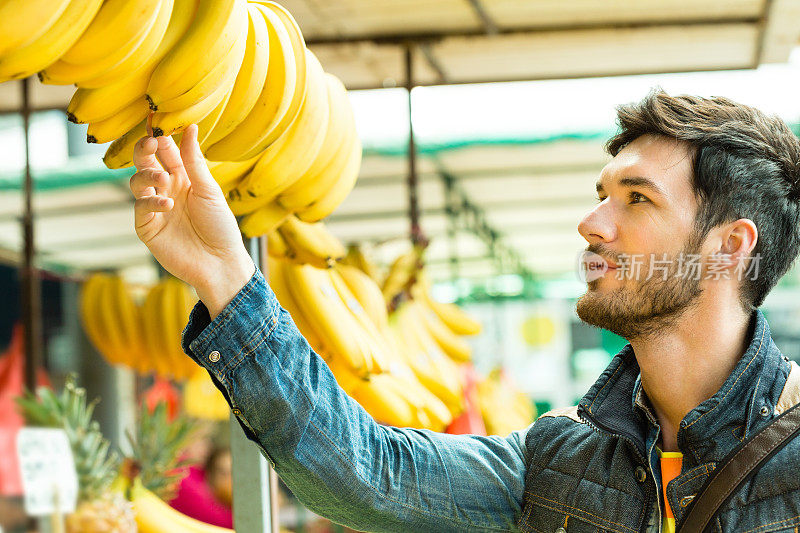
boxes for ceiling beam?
[465,0,498,35]
[305,17,759,46]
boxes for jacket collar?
[577,308,792,464]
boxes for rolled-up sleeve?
[182,266,530,532]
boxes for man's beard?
[576,234,704,340]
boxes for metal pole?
[230,235,278,533]
[405,43,423,245]
[20,77,42,392]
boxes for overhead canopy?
[2,0,800,110]
[289,0,800,89]
[2,1,800,284]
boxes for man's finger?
[134,195,174,222]
[180,124,220,197]
[130,168,170,199]
[155,134,187,176]
[133,136,160,171]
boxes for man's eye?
[629,192,649,204]
[595,195,606,203]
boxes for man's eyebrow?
[595,176,665,196]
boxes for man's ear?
[718,218,758,266]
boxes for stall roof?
[2,0,800,110]
[2,1,800,284]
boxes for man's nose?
[577,204,616,243]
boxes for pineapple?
[16,375,136,533]
[125,399,198,500]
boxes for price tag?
[16,428,78,516]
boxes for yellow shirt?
[656,447,683,533]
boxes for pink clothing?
[169,466,233,528]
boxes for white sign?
[16,428,78,516]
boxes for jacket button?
[635,465,647,483]
[232,408,241,416]
[555,528,566,533]
[760,405,770,417]
[680,495,695,507]
[208,350,221,362]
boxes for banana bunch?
[381,243,427,304]
[183,369,230,421]
[79,273,197,380]
[476,368,536,436]
[266,254,455,430]
[141,277,198,380]
[130,477,233,533]
[79,273,152,375]
[341,244,384,286]
[263,216,346,269]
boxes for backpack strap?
[677,361,800,532]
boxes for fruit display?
[0,0,363,241]
[16,377,229,532]
[264,239,494,430]
[16,376,135,533]
[79,273,198,380]
[477,368,537,436]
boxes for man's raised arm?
[128,125,530,532]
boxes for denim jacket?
[182,267,800,532]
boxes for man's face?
[576,134,705,339]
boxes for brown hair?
[606,89,800,309]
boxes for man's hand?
[130,124,255,319]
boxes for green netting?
[0,162,134,192]
[3,122,799,191]
[0,130,614,191]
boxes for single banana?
[393,302,463,414]
[171,277,198,379]
[265,255,326,356]
[97,276,134,369]
[266,229,292,260]
[155,279,183,380]
[0,0,104,82]
[153,4,248,114]
[69,0,198,124]
[283,262,370,376]
[75,0,174,89]
[342,244,383,286]
[311,222,347,262]
[147,0,246,110]
[381,245,423,303]
[0,0,71,57]
[224,48,329,215]
[86,98,150,144]
[142,283,172,378]
[350,375,417,428]
[207,155,260,190]
[131,478,233,532]
[150,25,247,137]
[239,200,293,239]
[277,74,354,209]
[328,267,392,373]
[204,1,306,161]
[79,274,119,364]
[109,276,152,374]
[295,134,363,223]
[59,0,161,66]
[201,2,270,149]
[278,218,332,269]
[336,263,388,331]
[195,87,233,147]
[416,298,472,362]
[39,0,162,86]
[103,120,148,169]
[417,271,482,336]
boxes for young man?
[129,91,800,532]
